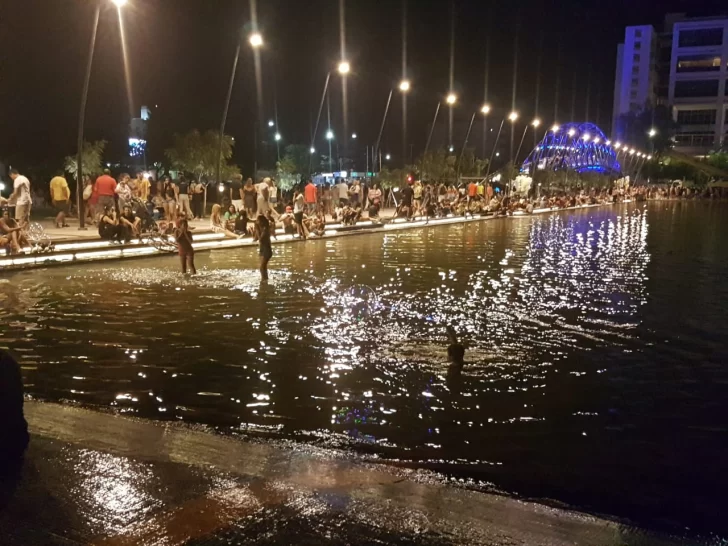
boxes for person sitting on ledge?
[210,204,242,239]
[0,209,28,254]
[119,204,141,243]
[98,205,122,243]
[279,206,297,235]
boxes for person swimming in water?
[446,325,465,370]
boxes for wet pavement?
[0,402,710,546]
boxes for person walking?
[337,178,349,207]
[83,174,96,224]
[254,214,273,281]
[177,175,194,219]
[49,171,70,228]
[304,179,317,215]
[8,168,32,229]
[94,169,116,217]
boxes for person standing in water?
[254,214,273,281]
[175,216,196,275]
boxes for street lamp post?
[76,0,126,229]
[217,30,262,190]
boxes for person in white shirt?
[9,168,32,228]
[337,179,349,206]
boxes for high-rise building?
[612,25,659,137]
[612,14,728,156]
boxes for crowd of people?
[2,164,727,264]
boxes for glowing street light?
[481,104,491,115]
[310,147,316,154]
[605,140,611,145]
[551,124,560,132]
[531,118,541,128]
[567,128,576,137]
[508,111,519,122]
[112,0,127,6]
[647,155,653,160]
[446,93,457,105]
[399,79,411,92]
[582,133,591,141]
[351,133,357,139]
[593,137,601,144]
[449,145,455,152]
[274,133,281,141]
[338,61,351,75]
[629,148,636,155]
[648,128,657,138]
[385,154,391,160]
[326,130,334,140]
[267,120,275,128]
[249,32,263,48]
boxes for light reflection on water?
[3,201,728,533]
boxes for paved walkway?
[0,402,706,545]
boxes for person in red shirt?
[468,181,478,203]
[95,169,117,214]
[304,180,318,215]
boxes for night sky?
[1,0,725,176]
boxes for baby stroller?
[128,197,177,253]
[24,222,54,253]
[128,197,157,235]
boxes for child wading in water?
[175,217,196,274]
[255,214,273,280]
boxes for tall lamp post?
[374,80,410,169]
[217,30,263,189]
[76,0,127,230]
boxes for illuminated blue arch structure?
[521,122,621,177]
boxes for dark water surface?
[2,201,727,536]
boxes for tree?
[616,105,677,156]
[277,144,311,178]
[416,149,457,182]
[165,129,237,182]
[64,140,107,179]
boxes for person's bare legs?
[179,253,187,274]
[188,253,197,275]
[259,255,269,280]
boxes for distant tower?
[128,105,150,167]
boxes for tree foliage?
[64,140,107,178]
[616,105,677,156]
[415,148,488,182]
[277,144,312,178]
[164,129,238,181]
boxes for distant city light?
[326,130,334,140]
[385,154,391,160]
[249,32,263,48]
[449,145,454,152]
[310,147,316,154]
[647,155,653,160]
[495,152,500,157]
[446,93,457,105]
[274,133,281,141]
[399,80,411,92]
[351,133,357,139]
[218,183,225,193]
[615,141,622,148]
[268,120,274,127]
[648,128,657,137]
[338,61,351,75]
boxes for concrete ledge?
[2,401,701,545]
